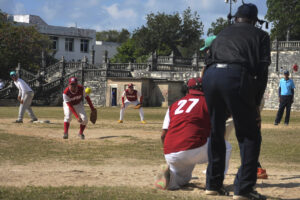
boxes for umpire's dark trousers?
[202,64,261,195]
[275,95,293,124]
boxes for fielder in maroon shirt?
[62,77,95,139]
[118,83,145,123]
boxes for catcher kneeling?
[155,78,232,190]
[62,77,97,140]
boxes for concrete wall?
[84,76,107,106]
[104,79,184,107]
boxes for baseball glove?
[134,103,142,109]
[90,109,97,124]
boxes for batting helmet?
[69,77,78,85]
[128,83,134,88]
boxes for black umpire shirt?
[208,22,271,105]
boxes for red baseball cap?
[128,83,134,88]
[187,77,203,95]
[69,77,78,84]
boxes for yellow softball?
[85,87,91,95]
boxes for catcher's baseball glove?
[90,109,97,124]
[134,103,142,109]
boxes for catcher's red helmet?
[187,77,203,95]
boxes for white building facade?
[9,15,119,64]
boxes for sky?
[0,0,269,36]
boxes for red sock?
[79,124,86,135]
[64,122,70,134]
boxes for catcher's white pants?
[18,91,37,121]
[165,139,232,190]
[63,101,88,125]
[120,100,144,121]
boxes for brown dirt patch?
[0,118,299,200]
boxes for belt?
[212,63,243,69]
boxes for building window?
[65,38,74,52]
[80,39,89,53]
[50,36,58,50]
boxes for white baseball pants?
[18,91,37,121]
[63,101,88,125]
[165,139,232,190]
[119,100,144,121]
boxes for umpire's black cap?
[234,3,258,21]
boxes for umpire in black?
[202,3,270,200]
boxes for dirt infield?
[0,118,300,200]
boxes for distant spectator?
[274,70,295,126]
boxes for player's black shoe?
[233,190,266,200]
[14,119,23,123]
[63,133,68,139]
[78,133,85,140]
[205,186,229,196]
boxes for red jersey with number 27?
[163,93,211,154]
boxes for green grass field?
[0,107,299,199]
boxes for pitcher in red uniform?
[62,77,96,139]
[155,78,232,190]
[118,83,145,124]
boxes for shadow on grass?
[258,182,300,188]
[181,182,205,191]
[280,175,300,180]
[98,136,119,139]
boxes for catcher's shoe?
[141,120,146,124]
[205,187,229,196]
[78,133,85,140]
[63,133,68,139]
[155,164,170,190]
[233,190,266,200]
[257,168,268,179]
[118,120,123,123]
[14,119,23,123]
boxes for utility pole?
[224,0,238,25]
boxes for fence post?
[60,56,65,93]
[192,52,198,70]
[81,56,87,87]
[169,51,174,65]
[16,63,21,78]
[275,39,279,73]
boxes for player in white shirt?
[10,71,38,123]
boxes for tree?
[96,29,130,43]
[110,39,136,63]
[0,12,51,79]
[207,17,228,36]
[132,8,203,59]
[266,0,300,40]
